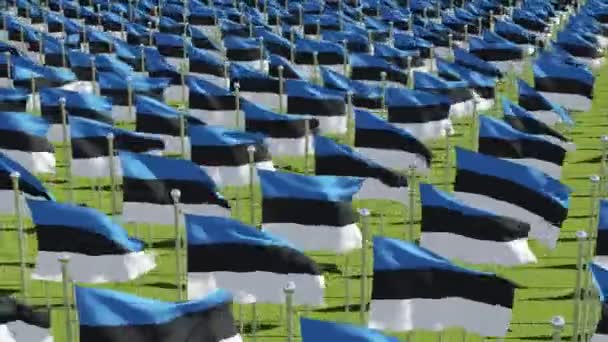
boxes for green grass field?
[0,57,605,341]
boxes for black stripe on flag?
[534,77,593,98]
[123,178,230,207]
[0,129,54,152]
[36,225,132,255]
[421,205,530,242]
[191,143,271,166]
[136,114,181,137]
[315,155,407,187]
[371,268,516,308]
[262,198,357,226]
[355,128,432,165]
[188,243,321,275]
[72,135,164,159]
[478,137,566,165]
[454,169,568,226]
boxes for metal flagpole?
[407,166,416,241]
[572,230,589,342]
[59,255,73,342]
[259,37,265,72]
[359,208,370,324]
[581,175,601,341]
[234,82,241,129]
[60,97,74,203]
[313,51,319,85]
[600,136,608,197]
[380,71,387,113]
[552,316,565,342]
[171,189,184,301]
[347,91,354,146]
[107,133,117,216]
[304,119,311,174]
[343,40,348,75]
[278,65,284,113]
[471,100,478,152]
[10,172,28,302]
[91,56,97,95]
[248,145,256,226]
[444,129,452,191]
[284,281,296,342]
[179,107,187,160]
[127,76,134,122]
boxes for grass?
[0,56,606,341]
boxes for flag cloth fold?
[0,296,51,342]
[27,199,156,283]
[186,214,325,305]
[369,237,515,336]
[76,287,242,342]
[258,169,363,253]
[119,151,230,225]
[301,317,398,341]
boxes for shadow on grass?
[317,263,341,274]
[314,303,370,313]
[143,281,178,289]
[240,322,281,334]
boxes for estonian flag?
[269,54,307,80]
[258,169,363,253]
[294,37,345,75]
[385,87,453,141]
[189,46,227,88]
[301,317,398,342]
[516,79,573,127]
[453,47,503,79]
[533,54,595,112]
[595,200,608,268]
[224,36,264,70]
[320,66,383,109]
[70,116,164,178]
[502,98,575,152]
[453,147,570,249]
[39,88,114,143]
[98,72,171,122]
[0,296,51,342]
[591,263,608,342]
[478,115,567,180]
[315,135,408,205]
[119,151,230,225]
[0,87,28,113]
[0,112,55,175]
[413,71,475,118]
[27,199,156,283]
[286,80,347,135]
[186,214,325,305]
[419,183,536,265]
[435,58,497,111]
[244,101,318,157]
[187,76,244,129]
[369,237,516,336]
[135,95,193,155]
[0,151,52,214]
[189,124,275,187]
[76,286,243,342]
[229,63,283,110]
[349,53,408,87]
[355,108,432,173]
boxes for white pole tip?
[234,82,240,89]
[284,281,296,292]
[591,175,600,183]
[58,254,71,262]
[576,231,588,240]
[551,315,565,328]
[278,65,284,71]
[9,171,20,179]
[106,132,115,140]
[171,189,182,201]
[359,208,370,217]
[59,97,66,105]
[602,135,608,143]
[247,145,256,153]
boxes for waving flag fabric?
[516,79,573,126]
[76,287,242,342]
[0,297,51,342]
[28,199,156,283]
[186,214,324,305]
[259,169,363,253]
[301,318,398,342]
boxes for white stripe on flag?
[368,297,512,337]
[262,223,362,254]
[187,271,325,305]
[420,232,537,266]
[122,202,231,225]
[201,161,275,187]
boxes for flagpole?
[380,71,387,113]
[581,175,600,341]
[172,189,184,301]
[127,75,134,122]
[600,136,608,197]
[407,165,416,241]
[443,129,452,191]
[234,82,241,129]
[572,230,589,342]
[259,37,265,72]
[551,316,565,342]
[359,208,370,324]
[312,51,319,85]
[60,97,74,203]
[347,91,354,146]
[179,106,187,160]
[247,145,256,226]
[10,172,28,302]
[304,119,311,174]
[284,281,296,342]
[91,56,97,95]
[471,100,478,152]
[5,52,11,88]
[343,40,348,75]
[59,255,74,342]
[278,65,284,113]
[107,133,117,217]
